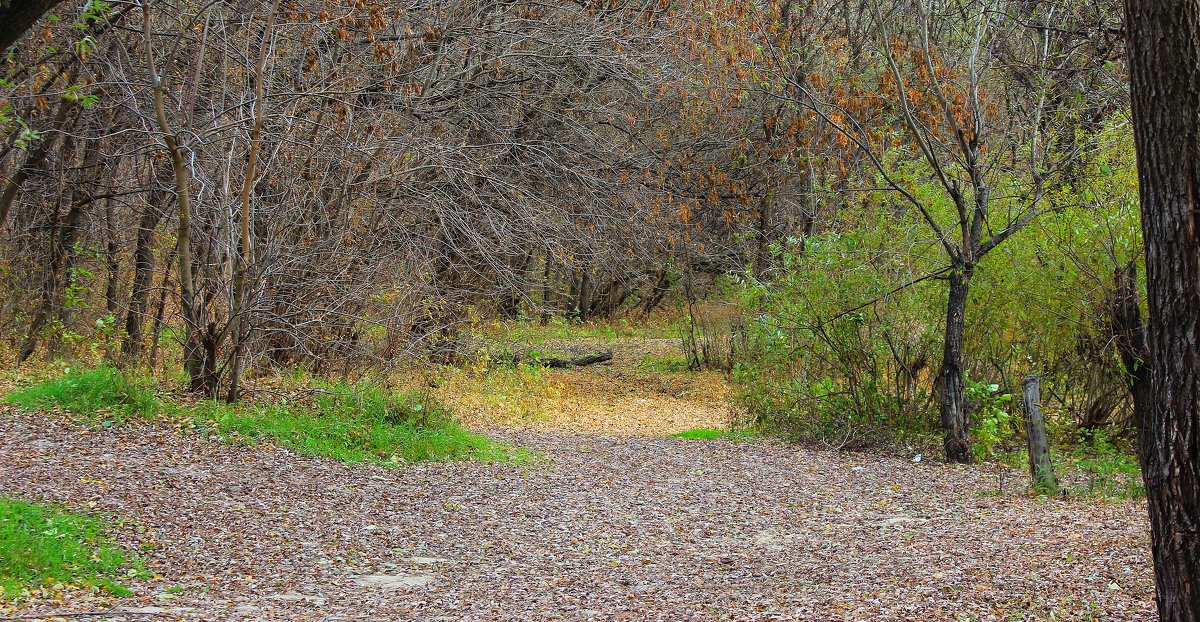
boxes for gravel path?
[0,413,1155,621]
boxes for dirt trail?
[0,409,1154,621]
[433,337,735,436]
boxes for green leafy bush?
[733,129,1145,459]
[966,377,1015,461]
[734,227,942,447]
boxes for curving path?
[0,411,1154,621]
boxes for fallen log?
[536,350,614,368]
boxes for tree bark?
[0,0,64,53]
[940,267,973,463]
[121,191,164,362]
[1124,0,1200,618]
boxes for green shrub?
[966,377,1015,461]
[1068,430,1144,499]
[734,129,1144,454]
[0,497,138,600]
[734,228,942,447]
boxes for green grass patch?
[0,497,137,600]
[1064,430,1145,500]
[4,365,159,425]
[4,367,529,467]
[637,354,691,373]
[194,383,531,465]
[669,427,755,441]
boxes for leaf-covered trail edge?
[0,411,1154,621]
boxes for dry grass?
[420,337,736,437]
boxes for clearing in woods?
[0,335,1155,620]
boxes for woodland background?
[0,0,1141,465]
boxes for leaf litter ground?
[0,343,1155,620]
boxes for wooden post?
[1022,375,1057,492]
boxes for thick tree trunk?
[1124,0,1200,618]
[0,0,65,53]
[940,267,973,463]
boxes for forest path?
[432,336,736,436]
[0,411,1154,621]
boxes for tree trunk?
[1109,261,1153,465]
[754,192,771,278]
[103,197,120,317]
[1124,0,1200,618]
[0,0,65,53]
[121,193,164,361]
[148,250,174,371]
[145,5,214,396]
[540,253,553,324]
[940,267,973,463]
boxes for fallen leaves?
[0,412,1156,620]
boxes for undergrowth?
[3,367,528,466]
[1063,430,1145,500]
[997,430,1145,500]
[0,497,138,600]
